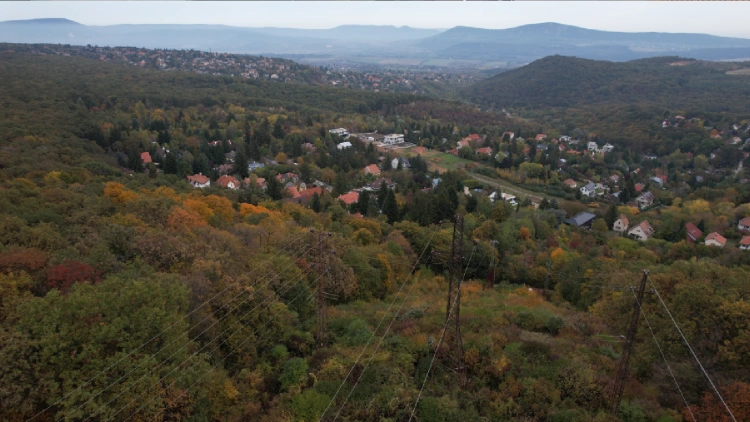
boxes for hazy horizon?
[2,2,750,39]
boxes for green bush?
[545,315,565,335]
[291,389,330,421]
[279,357,308,392]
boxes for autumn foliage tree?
[46,261,102,294]
[687,382,750,421]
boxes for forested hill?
[463,55,750,113]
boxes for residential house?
[704,232,727,247]
[738,217,750,232]
[476,147,493,155]
[383,134,405,145]
[613,214,629,233]
[488,191,498,202]
[634,183,645,193]
[276,172,300,184]
[187,174,210,188]
[601,143,614,153]
[563,179,578,189]
[635,192,655,209]
[457,139,471,150]
[285,186,301,199]
[500,193,517,205]
[580,182,596,197]
[363,164,381,176]
[336,141,352,150]
[502,131,515,140]
[535,134,547,141]
[739,236,750,251]
[565,212,597,229]
[337,191,359,206]
[587,142,599,152]
[217,164,233,175]
[643,153,658,160]
[431,178,442,188]
[248,162,265,171]
[216,175,240,190]
[366,178,396,192]
[686,223,703,243]
[224,151,236,162]
[329,128,349,137]
[628,220,655,241]
[141,152,152,165]
[391,157,409,169]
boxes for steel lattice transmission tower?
[610,269,650,415]
[444,213,467,387]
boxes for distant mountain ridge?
[3,19,750,64]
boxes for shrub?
[279,357,308,392]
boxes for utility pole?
[486,240,498,289]
[315,231,330,347]
[445,213,466,387]
[610,270,650,415]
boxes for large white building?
[383,133,405,145]
[329,128,349,138]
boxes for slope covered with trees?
[0,50,749,422]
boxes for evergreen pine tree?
[357,190,370,216]
[383,189,400,224]
[466,195,478,213]
[311,192,321,213]
[164,152,178,174]
[266,174,282,200]
[605,203,618,229]
[234,150,249,179]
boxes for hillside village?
[2,43,473,95]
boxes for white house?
[336,141,352,150]
[501,193,518,206]
[601,143,614,153]
[740,236,750,251]
[635,192,655,209]
[613,214,629,233]
[738,217,750,231]
[628,220,655,241]
[383,134,405,145]
[580,182,596,197]
[587,142,599,152]
[704,232,727,248]
[187,174,210,189]
[329,128,349,137]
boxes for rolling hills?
[463,55,750,113]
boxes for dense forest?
[0,50,749,422]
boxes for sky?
[2,1,750,38]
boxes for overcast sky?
[3,2,750,38]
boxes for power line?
[26,232,307,422]
[120,275,325,422]
[408,243,476,422]
[107,266,326,422]
[649,281,736,422]
[81,239,324,421]
[329,226,458,421]
[317,223,444,422]
[630,289,695,422]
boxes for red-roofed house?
[738,217,750,232]
[187,174,210,188]
[535,134,547,141]
[704,232,727,247]
[457,139,471,149]
[635,183,645,193]
[613,214,629,233]
[338,191,359,206]
[467,134,481,142]
[286,186,301,199]
[740,236,750,251]
[141,152,152,164]
[628,220,655,241]
[363,164,381,176]
[476,147,493,155]
[686,223,703,243]
[563,179,578,189]
[216,175,240,190]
